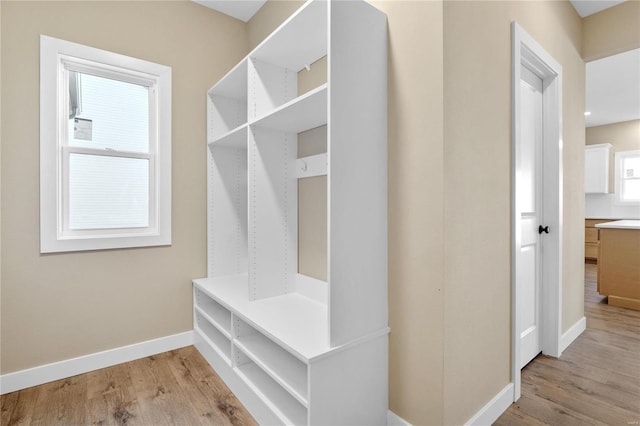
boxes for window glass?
[68,71,150,153]
[68,154,149,230]
[621,156,640,202]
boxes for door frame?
[511,22,563,401]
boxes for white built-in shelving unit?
[193,1,388,424]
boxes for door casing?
[511,22,563,401]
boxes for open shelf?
[209,58,248,100]
[209,123,247,148]
[195,312,232,364]
[251,0,327,72]
[234,322,308,406]
[194,289,232,336]
[235,362,307,426]
[194,275,328,361]
[251,84,327,133]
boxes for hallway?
[495,263,640,425]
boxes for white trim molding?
[0,331,193,395]
[387,409,413,426]
[560,316,586,353]
[465,383,515,426]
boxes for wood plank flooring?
[0,346,257,426]
[495,262,640,425]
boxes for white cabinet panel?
[585,143,611,194]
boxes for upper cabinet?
[585,143,612,193]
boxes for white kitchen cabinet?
[585,143,612,193]
[193,1,388,424]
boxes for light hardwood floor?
[495,262,640,425]
[0,346,257,425]
[2,263,638,425]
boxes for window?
[614,150,640,206]
[40,35,171,253]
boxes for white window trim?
[40,35,172,253]
[614,150,640,206]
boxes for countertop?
[595,220,640,230]
[585,216,640,220]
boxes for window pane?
[68,72,149,153]
[621,155,640,202]
[622,179,640,201]
[69,153,149,230]
[623,156,640,179]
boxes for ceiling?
[586,48,640,127]
[569,0,626,17]
[192,0,266,22]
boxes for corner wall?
[0,1,247,374]
[443,1,584,423]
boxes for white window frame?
[614,150,640,206]
[40,35,172,253]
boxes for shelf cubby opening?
[233,317,309,405]
[208,144,248,278]
[207,59,248,141]
[195,288,232,336]
[251,84,327,134]
[297,125,328,284]
[248,125,298,300]
[208,94,247,142]
[195,311,232,364]
[209,123,247,149]
[209,58,248,100]
[235,360,308,426]
[251,0,327,74]
[298,56,327,98]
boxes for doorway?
[511,22,563,401]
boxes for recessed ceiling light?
[584,111,592,116]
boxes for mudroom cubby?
[194,0,388,424]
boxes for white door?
[517,64,544,368]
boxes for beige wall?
[371,2,445,424]
[583,0,640,62]
[443,1,584,423]
[586,120,640,193]
[0,1,247,373]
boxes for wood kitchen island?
[596,220,640,310]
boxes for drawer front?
[585,242,599,259]
[585,227,599,243]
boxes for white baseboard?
[465,383,514,426]
[560,316,586,353]
[0,331,193,395]
[387,409,412,426]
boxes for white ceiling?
[586,48,640,127]
[192,0,266,22]
[569,0,626,17]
